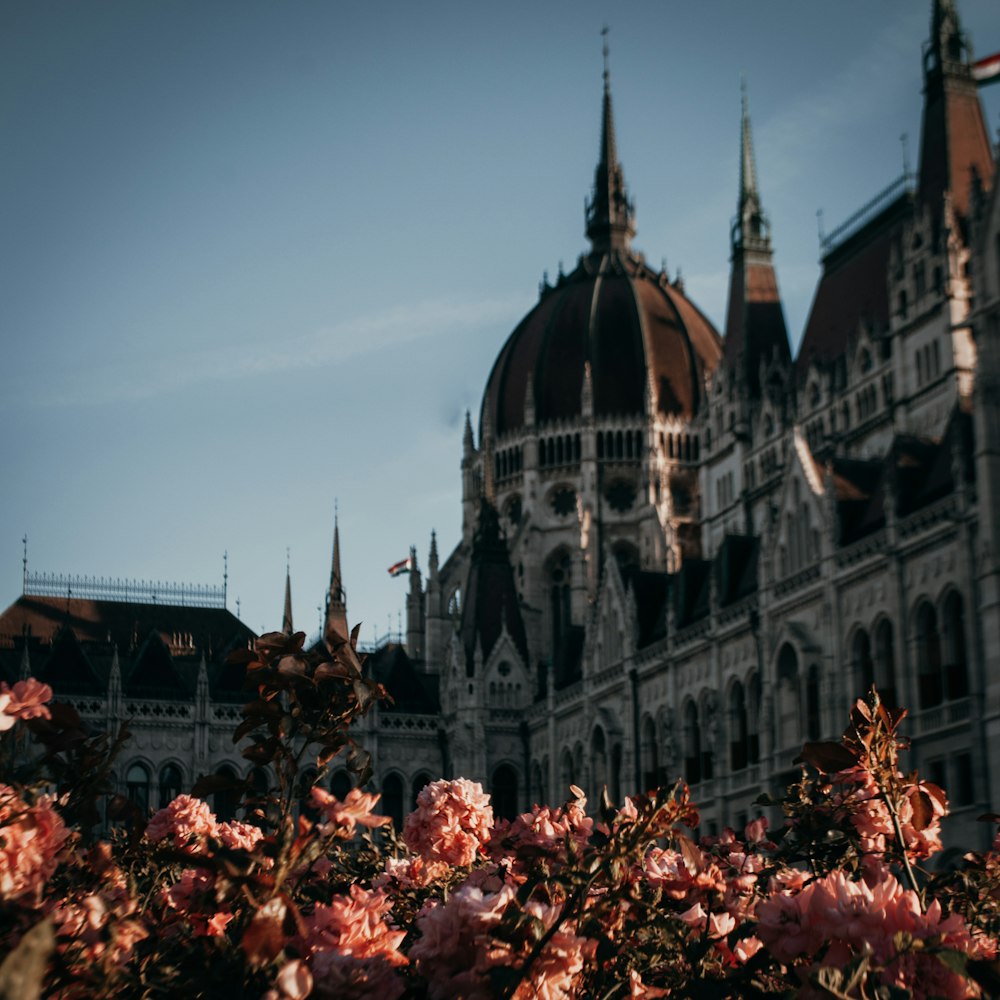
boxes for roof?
[482,251,722,437]
[796,192,910,381]
[0,594,256,700]
[458,503,530,675]
[366,643,440,714]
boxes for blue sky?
[2,1,999,641]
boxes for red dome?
[481,251,722,438]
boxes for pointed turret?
[918,0,993,222]
[723,85,791,400]
[324,512,348,643]
[282,564,293,636]
[585,32,635,255]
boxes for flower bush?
[2,628,1000,998]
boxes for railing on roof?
[23,572,227,609]
[820,172,914,257]
[357,630,405,654]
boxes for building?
[0,571,256,819]
[4,1,999,853]
[354,0,1000,852]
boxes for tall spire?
[585,28,635,255]
[723,82,790,399]
[732,81,769,254]
[325,506,348,643]
[918,0,993,221]
[282,551,293,635]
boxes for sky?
[2,1,999,644]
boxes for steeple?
[324,508,348,643]
[918,0,993,221]
[282,555,293,636]
[723,83,790,399]
[732,82,770,254]
[585,29,635,255]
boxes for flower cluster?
[3,643,1000,999]
[0,677,52,730]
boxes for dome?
[482,252,722,439]
[480,64,722,440]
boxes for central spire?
[585,28,635,255]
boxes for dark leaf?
[48,702,82,729]
[795,741,859,773]
[350,621,362,651]
[908,788,934,831]
[967,959,1000,994]
[226,647,256,666]
[934,950,967,975]
[192,772,247,798]
[241,898,288,967]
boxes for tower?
[324,512,348,643]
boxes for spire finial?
[223,550,228,606]
[21,535,27,594]
[282,554,293,635]
[732,79,769,253]
[585,27,635,254]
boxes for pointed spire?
[918,0,993,220]
[325,506,348,644]
[429,529,439,579]
[723,80,790,398]
[282,554,293,636]
[463,410,474,454]
[585,27,635,255]
[732,82,770,254]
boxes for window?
[942,592,969,700]
[729,682,748,772]
[491,764,519,822]
[806,666,821,741]
[916,602,943,709]
[126,763,151,814]
[214,765,240,822]
[684,702,702,786]
[954,754,975,807]
[382,773,404,832]
[159,763,182,809]
[641,717,659,790]
[853,630,874,696]
[875,620,898,708]
[411,771,432,810]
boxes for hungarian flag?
[387,557,412,577]
[973,51,1000,87]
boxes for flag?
[387,557,412,578]
[973,52,1000,87]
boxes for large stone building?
[3,1,999,853]
[355,0,1000,852]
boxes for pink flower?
[0,679,53,723]
[311,786,390,837]
[215,819,264,851]
[301,885,407,966]
[145,794,217,848]
[629,969,671,997]
[269,959,313,1000]
[403,778,493,867]
[0,785,69,902]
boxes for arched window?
[411,771,432,810]
[853,629,874,697]
[641,717,659,791]
[777,644,800,747]
[330,770,352,800]
[806,666,822,741]
[492,764,519,822]
[610,743,623,804]
[747,673,761,764]
[382,773,404,832]
[684,701,701,786]
[729,682,748,772]
[560,749,575,792]
[916,602,943,708]
[615,431,624,459]
[875,620,897,708]
[214,764,240,823]
[591,727,608,799]
[126,762,150,814]
[159,763,183,809]
[942,592,969,701]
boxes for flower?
[0,679,53,723]
[311,786,390,837]
[403,778,493,867]
[0,785,69,902]
[145,794,217,848]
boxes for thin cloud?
[9,294,521,409]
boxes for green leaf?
[934,949,967,975]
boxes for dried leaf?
[241,898,287,968]
[908,788,934,831]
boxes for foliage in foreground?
[1,628,999,999]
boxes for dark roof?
[796,192,910,382]
[714,535,759,607]
[672,559,710,630]
[458,503,529,675]
[482,251,722,437]
[623,569,669,648]
[0,595,256,701]
[366,643,440,714]
[552,625,585,691]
